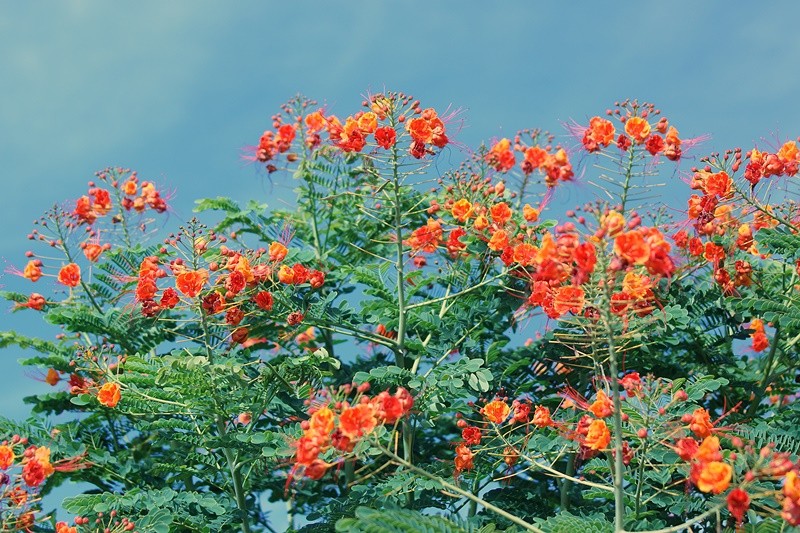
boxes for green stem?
[467,474,480,517]
[559,453,576,510]
[200,310,252,533]
[747,322,781,417]
[377,445,544,533]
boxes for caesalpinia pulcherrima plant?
[3,92,800,532]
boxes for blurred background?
[1,0,800,517]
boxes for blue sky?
[1,0,800,466]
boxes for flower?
[584,419,611,450]
[175,269,208,298]
[727,488,750,525]
[486,139,516,172]
[614,231,650,265]
[451,199,474,222]
[489,202,513,225]
[689,408,714,438]
[97,382,121,408]
[374,126,396,149]
[57,263,81,287]
[22,447,55,487]
[533,405,553,428]
[405,219,443,254]
[23,260,43,282]
[695,461,732,494]
[338,404,378,440]
[552,286,585,316]
[461,426,482,445]
[454,443,474,473]
[269,242,288,262]
[0,444,14,470]
[482,400,510,424]
[487,229,509,252]
[254,291,274,311]
[588,390,613,418]
[624,116,651,144]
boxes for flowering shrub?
[3,92,800,532]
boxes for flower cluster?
[290,383,413,481]
[74,168,167,225]
[133,222,326,348]
[1,435,87,531]
[574,100,688,161]
[484,129,574,188]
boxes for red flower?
[405,219,443,254]
[461,426,482,445]
[727,488,749,525]
[374,126,396,149]
[339,404,377,440]
[254,291,274,311]
[57,263,81,287]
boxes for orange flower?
[23,260,43,282]
[622,272,652,299]
[473,215,489,231]
[0,444,14,469]
[778,140,799,164]
[487,229,509,252]
[522,204,539,222]
[589,116,616,145]
[338,404,377,440]
[57,263,81,287]
[357,112,378,134]
[122,179,138,195]
[45,368,60,386]
[269,242,288,262]
[451,199,474,222]
[482,400,510,424]
[374,126,396,149]
[695,461,732,494]
[694,436,722,463]
[582,116,616,152]
[486,138,516,172]
[175,269,208,298]
[624,116,651,144]
[532,405,553,428]
[454,443,474,472]
[601,210,625,237]
[82,242,105,262]
[524,146,548,169]
[56,522,78,533]
[785,470,800,502]
[489,202,513,225]
[97,382,121,408]
[309,406,335,441]
[513,243,537,266]
[277,265,296,284]
[552,285,585,316]
[614,231,650,265]
[584,419,611,450]
[22,447,55,487]
[675,437,699,461]
[405,218,443,254]
[304,111,327,133]
[588,390,613,418]
[407,116,433,144]
[689,408,714,438]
